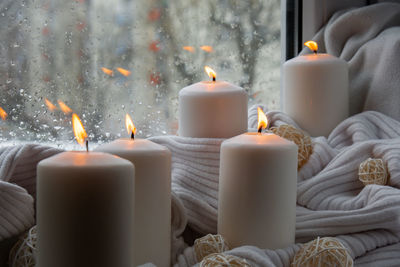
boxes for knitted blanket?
[1,108,400,266]
[150,106,400,266]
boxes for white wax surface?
[37,151,135,267]
[179,81,248,138]
[283,53,349,137]
[218,133,297,249]
[95,138,171,267]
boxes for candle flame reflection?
[72,113,88,147]
[200,46,213,53]
[101,67,114,76]
[45,98,57,111]
[0,106,7,120]
[182,46,195,53]
[204,66,216,81]
[257,107,268,133]
[58,100,72,114]
[117,67,131,77]
[304,41,318,54]
[125,113,137,138]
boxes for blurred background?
[0,0,280,147]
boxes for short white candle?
[95,114,171,267]
[179,66,248,138]
[37,114,135,267]
[283,41,349,137]
[218,108,297,249]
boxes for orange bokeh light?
[182,46,195,53]
[0,107,7,121]
[101,67,114,76]
[45,98,57,111]
[58,100,72,114]
[117,67,131,77]
[200,46,213,53]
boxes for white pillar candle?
[37,114,135,267]
[283,41,349,137]
[179,66,248,138]
[218,108,297,249]
[95,114,171,267]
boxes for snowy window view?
[0,0,280,147]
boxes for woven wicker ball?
[194,234,230,262]
[200,253,251,267]
[291,237,353,267]
[9,225,37,267]
[358,158,388,186]
[270,125,312,169]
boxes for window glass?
[0,0,280,146]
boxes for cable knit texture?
[1,108,400,266]
[161,108,400,267]
[0,145,62,241]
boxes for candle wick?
[131,132,135,140]
[258,127,263,134]
[212,77,216,82]
[313,50,317,54]
[86,140,89,152]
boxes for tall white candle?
[283,41,349,137]
[218,108,297,249]
[37,114,135,267]
[179,66,248,138]
[95,114,171,267]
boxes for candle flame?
[125,113,137,137]
[101,67,114,76]
[200,46,213,53]
[304,41,318,53]
[72,113,87,147]
[257,107,268,133]
[44,98,57,111]
[117,67,131,77]
[204,66,216,81]
[182,46,195,53]
[0,106,7,120]
[58,100,72,114]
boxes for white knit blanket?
[1,108,400,266]
[150,106,400,266]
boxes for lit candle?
[37,114,135,267]
[95,114,171,267]
[218,108,297,249]
[178,66,248,138]
[283,41,349,137]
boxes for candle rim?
[95,138,171,154]
[37,151,135,168]
[180,81,245,96]
[222,132,297,148]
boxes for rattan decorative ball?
[200,253,251,267]
[358,158,388,186]
[194,234,230,262]
[270,124,312,169]
[9,225,37,267]
[291,237,353,267]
